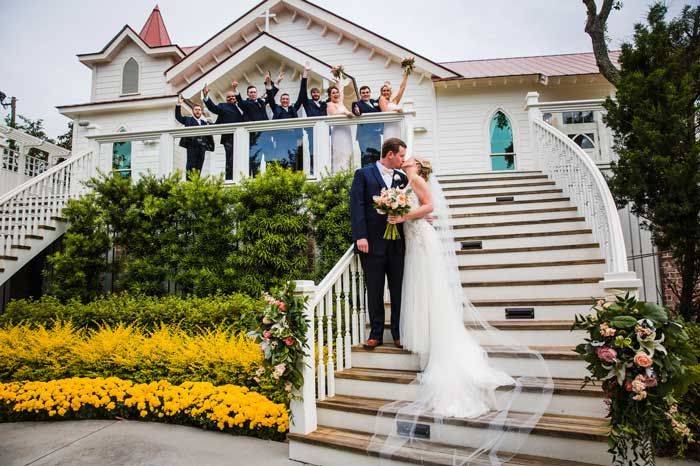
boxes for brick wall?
[659,250,700,312]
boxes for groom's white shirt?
[376,161,394,188]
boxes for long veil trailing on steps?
[368,175,554,465]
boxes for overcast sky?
[0,0,693,139]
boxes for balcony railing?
[88,111,415,182]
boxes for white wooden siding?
[92,42,175,101]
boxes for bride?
[326,78,355,171]
[372,156,553,464]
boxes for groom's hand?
[356,238,369,253]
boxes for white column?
[525,92,542,170]
[313,121,330,177]
[290,279,318,435]
[233,127,249,182]
[403,101,416,155]
[158,133,175,176]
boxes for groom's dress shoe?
[363,339,382,350]
[394,340,403,349]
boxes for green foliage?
[305,170,354,279]
[573,294,700,465]
[603,4,700,320]
[0,293,263,334]
[227,165,313,295]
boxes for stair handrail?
[531,118,628,274]
[0,149,97,257]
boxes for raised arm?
[392,72,409,104]
[202,84,220,115]
[175,95,187,125]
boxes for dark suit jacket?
[203,97,245,145]
[352,98,381,115]
[175,106,214,151]
[267,85,302,120]
[350,164,409,256]
[235,86,279,121]
[298,77,327,117]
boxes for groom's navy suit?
[350,163,408,343]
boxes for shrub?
[0,293,262,333]
[0,377,288,440]
[305,170,353,280]
[228,165,313,295]
[0,323,263,389]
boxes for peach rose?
[633,352,653,368]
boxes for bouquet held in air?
[373,187,411,240]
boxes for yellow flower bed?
[0,377,288,439]
[0,323,263,388]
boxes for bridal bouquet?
[373,187,411,240]
[331,65,346,79]
[401,56,415,75]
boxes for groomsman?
[175,95,215,180]
[202,84,245,181]
[234,71,281,121]
[353,86,384,166]
[297,62,327,117]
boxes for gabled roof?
[165,0,460,82]
[77,25,184,68]
[438,51,621,80]
[178,32,355,99]
[139,5,172,47]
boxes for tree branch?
[582,0,621,85]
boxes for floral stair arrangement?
[573,294,700,466]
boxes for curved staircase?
[288,170,617,466]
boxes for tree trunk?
[583,0,621,86]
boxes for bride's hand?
[345,111,354,118]
[388,215,405,224]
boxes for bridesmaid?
[326,77,355,171]
[379,64,410,140]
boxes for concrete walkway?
[0,420,307,466]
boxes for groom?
[350,138,408,350]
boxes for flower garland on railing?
[248,283,309,405]
[573,294,699,466]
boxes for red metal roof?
[139,5,172,47]
[440,51,621,79]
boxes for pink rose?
[633,352,653,368]
[284,336,294,346]
[262,330,272,340]
[596,346,617,363]
[277,301,287,312]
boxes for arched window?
[489,110,516,171]
[122,58,139,94]
[112,128,132,179]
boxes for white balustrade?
[292,246,367,431]
[0,150,97,258]
[531,117,628,274]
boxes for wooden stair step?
[451,197,571,208]
[451,207,577,218]
[459,259,605,271]
[377,320,577,332]
[317,395,609,441]
[462,277,603,287]
[458,244,599,255]
[352,345,584,362]
[439,174,549,184]
[0,255,19,261]
[456,230,593,241]
[454,217,586,230]
[10,244,31,251]
[337,365,598,398]
[288,426,606,466]
[447,189,563,201]
[438,170,543,178]
[444,181,556,191]
[37,225,57,231]
[471,298,596,307]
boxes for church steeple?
[139,5,172,47]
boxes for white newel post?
[233,127,249,182]
[290,280,318,435]
[313,121,330,177]
[158,133,174,176]
[403,101,415,155]
[525,92,542,170]
[600,272,642,300]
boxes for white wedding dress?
[371,176,553,465]
[382,102,402,140]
